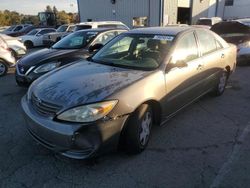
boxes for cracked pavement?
[1,66,250,188]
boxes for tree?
[45,5,53,13]
[53,6,58,15]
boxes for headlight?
[33,61,60,73]
[57,100,118,123]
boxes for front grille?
[31,93,62,116]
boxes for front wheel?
[212,71,229,96]
[124,104,153,154]
[0,60,8,76]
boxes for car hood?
[31,61,151,108]
[18,48,80,66]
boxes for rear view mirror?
[89,43,104,53]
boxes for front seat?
[141,39,161,63]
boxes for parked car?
[211,20,250,65]
[0,34,26,59]
[74,21,130,31]
[196,17,222,27]
[43,24,76,46]
[21,28,56,48]
[1,24,34,37]
[22,26,236,159]
[16,28,127,86]
[0,36,16,76]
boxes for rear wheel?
[124,104,153,154]
[212,71,229,96]
[0,60,8,76]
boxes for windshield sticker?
[153,35,174,41]
[87,32,98,35]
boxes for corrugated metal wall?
[78,0,161,28]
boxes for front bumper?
[21,96,128,159]
[15,66,43,86]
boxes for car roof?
[77,21,125,26]
[211,21,250,34]
[78,28,127,32]
[74,28,127,35]
[127,26,193,36]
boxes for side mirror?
[166,59,188,72]
[175,60,188,68]
[36,33,42,37]
[88,43,104,53]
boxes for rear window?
[196,30,217,55]
[74,25,92,31]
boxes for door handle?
[197,64,204,70]
[221,54,225,58]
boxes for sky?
[0,0,78,15]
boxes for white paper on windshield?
[153,35,174,41]
[87,32,98,35]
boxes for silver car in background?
[0,36,16,76]
[0,34,26,59]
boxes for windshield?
[92,34,174,70]
[26,29,39,35]
[56,25,68,32]
[52,31,99,49]
[197,19,212,26]
[6,25,16,31]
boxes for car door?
[195,29,224,91]
[163,31,204,118]
[35,29,55,46]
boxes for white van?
[197,17,222,26]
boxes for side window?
[67,26,75,32]
[196,30,217,55]
[216,40,223,50]
[14,26,23,31]
[94,31,116,45]
[38,29,54,35]
[172,32,199,64]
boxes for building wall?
[163,0,178,25]
[78,0,162,28]
[191,0,211,24]
[223,0,250,19]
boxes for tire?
[0,60,8,76]
[24,41,33,49]
[56,37,61,42]
[212,71,229,96]
[124,104,153,154]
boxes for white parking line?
[210,121,250,188]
